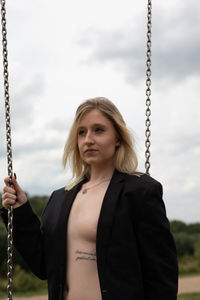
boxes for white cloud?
[77,0,200,83]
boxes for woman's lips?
[85,149,97,153]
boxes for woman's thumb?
[11,175,23,193]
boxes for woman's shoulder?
[52,179,83,195]
[125,171,161,185]
[121,172,164,211]
[52,186,68,196]
[122,171,162,192]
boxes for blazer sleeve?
[132,180,178,300]
[0,192,54,280]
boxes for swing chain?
[145,0,152,175]
[1,0,14,299]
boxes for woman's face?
[77,109,120,168]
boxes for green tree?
[174,232,195,257]
[187,223,200,234]
[170,220,187,234]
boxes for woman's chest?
[67,189,106,243]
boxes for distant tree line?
[171,220,200,257]
[170,220,200,274]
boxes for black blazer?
[1,170,178,300]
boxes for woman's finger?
[3,198,16,207]
[3,185,16,195]
[2,192,17,201]
[2,176,27,209]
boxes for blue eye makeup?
[95,127,104,133]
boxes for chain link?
[0,0,14,299]
[145,0,152,175]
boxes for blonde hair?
[62,97,138,189]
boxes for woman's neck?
[88,165,115,183]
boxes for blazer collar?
[110,168,127,183]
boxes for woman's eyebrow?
[93,123,106,127]
[78,123,106,129]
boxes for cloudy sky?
[0,0,199,223]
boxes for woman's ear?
[116,138,121,147]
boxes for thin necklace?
[82,178,111,194]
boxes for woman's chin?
[84,159,103,167]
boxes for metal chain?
[0,0,14,299]
[145,0,152,176]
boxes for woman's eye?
[78,130,85,136]
[95,128,104,133]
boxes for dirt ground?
[178,275,200,294]
[1,275,200,299]
[14,297,48,300]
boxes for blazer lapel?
[58,178,87,229]
[96,169,126,251]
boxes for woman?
[1,97,178,300]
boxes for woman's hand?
[2,176,27,210]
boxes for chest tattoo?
[75,249,97,262]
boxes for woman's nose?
[85,131,94,144]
